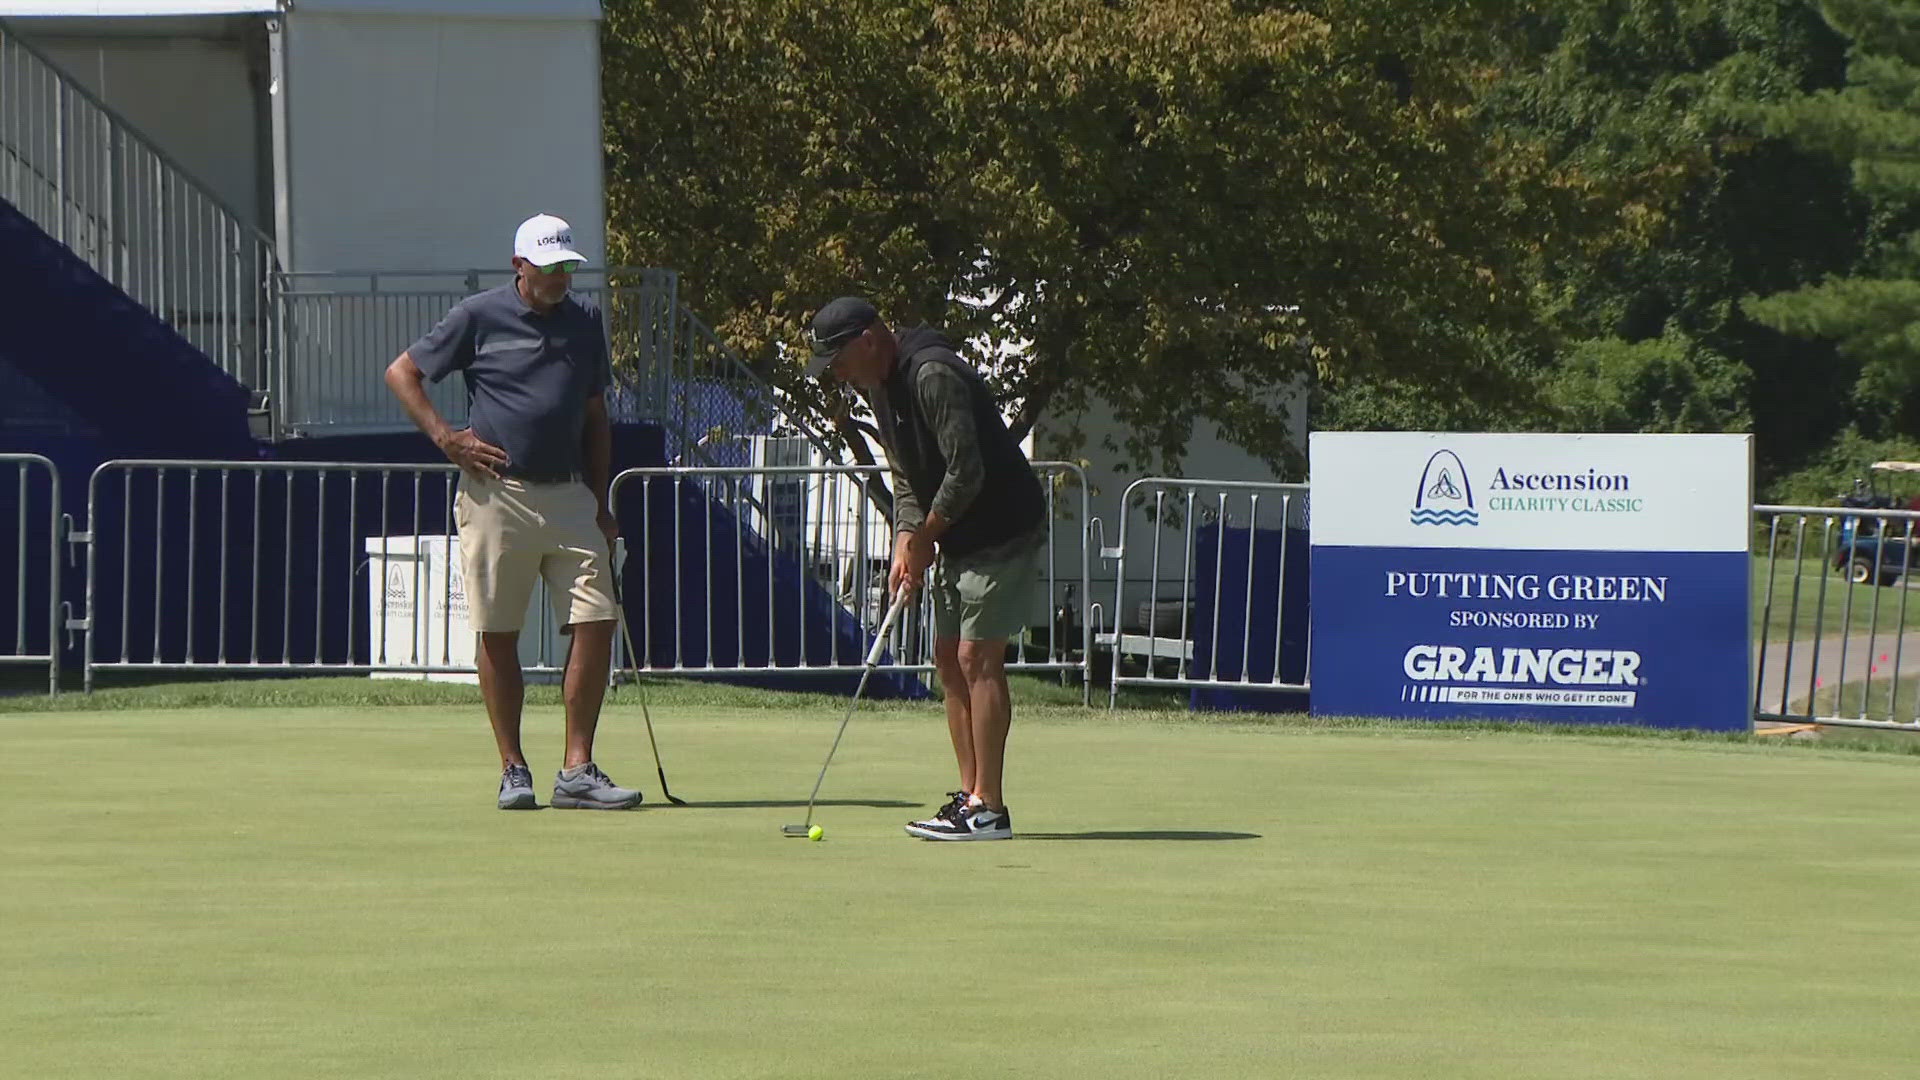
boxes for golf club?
[782,588,913,836]
[610,537,686,805]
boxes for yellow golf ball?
[807,825,824,841]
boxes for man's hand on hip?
[436,428,509,480]
[596,506,619,546]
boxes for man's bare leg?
[958,638,1012,810]
[562,620,616,769]
[476,631,526,766]
[934,636,976,793]
[548,618,642,809]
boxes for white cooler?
[364,535,570,682]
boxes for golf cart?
[1833,461,1920,586]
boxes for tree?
[1744,0,1920,439]
[1461,0,1857,464]
[603,0,1577,473]
[1542,329,1751,432]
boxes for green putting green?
[4,704,1917,1079]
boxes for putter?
[610,537,687,806]
[782,589,913,836]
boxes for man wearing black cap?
[808,297,1048,841]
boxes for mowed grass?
[1802,670,1920,726]
[4,700,1920,1079]
[1752,553,1920,643]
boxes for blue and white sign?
[1309,433,1752,730]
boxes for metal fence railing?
[275,268,678,435]
[609,462,1090,691]
[0,20,280,398]
[47,450,1913,734]
[271,269,832,474]
[654,304,835,467]
[1,454,62,695]
[70,458,1087,695]
[1753,503,1920,732]
[78,460,575,691]
[1099,477,1310,707]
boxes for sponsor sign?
[1309,433,1752,730]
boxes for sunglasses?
[820,328,866,360]
[532,259,582,275]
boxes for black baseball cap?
[806,296,879,377]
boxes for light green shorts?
[931,541,1043,643]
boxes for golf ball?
[808,825,824,841]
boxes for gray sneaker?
[552,762,643,810]
[498,763,537,810]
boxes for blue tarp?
[614,475,926,699]
[1189,523,1311,713]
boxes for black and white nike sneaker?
[904,790,969,834]
[905,801,1012,841]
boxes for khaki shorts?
[454,475,618,634]
[931,541,1043,643]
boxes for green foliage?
[1747,272,1920,433]
[1455,0,1856,475]
[1543,326,1751,432]
[1745,0,1920,442]
[1310,357,1549,433]
[1760,425,1920,503]
[1310,0,1862,471]
[602,0,1900,483]
[603,0,1570,470]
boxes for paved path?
[1755,630,1920,717]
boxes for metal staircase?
[0,18,278,419]
[1,16,825,465]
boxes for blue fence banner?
[1308,433,1753,731]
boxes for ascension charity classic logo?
[1409,448,1645,527]
[1409,450,1478,526]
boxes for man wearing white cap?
[385,213,641,811]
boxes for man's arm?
[911,362,985,548]
[385,352,506,477]
[385,352,454,445]
[583,392,616,542]
[389,303,508,477]
[888,458,929,597]
[891,362,983,593]
[582,305,617,541]
[891,459,925,538]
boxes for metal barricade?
[78,460,572,690]
[1020,461,1094,690]
[1099,477,1310,708]
[1753,503,1920,731]
[0,453,62,695]
[64,454,1920,728]
[608,461,1091,689]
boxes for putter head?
[780,824,811,836]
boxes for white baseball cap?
[513,213,587,267]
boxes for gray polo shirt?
[408,282,610,482]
